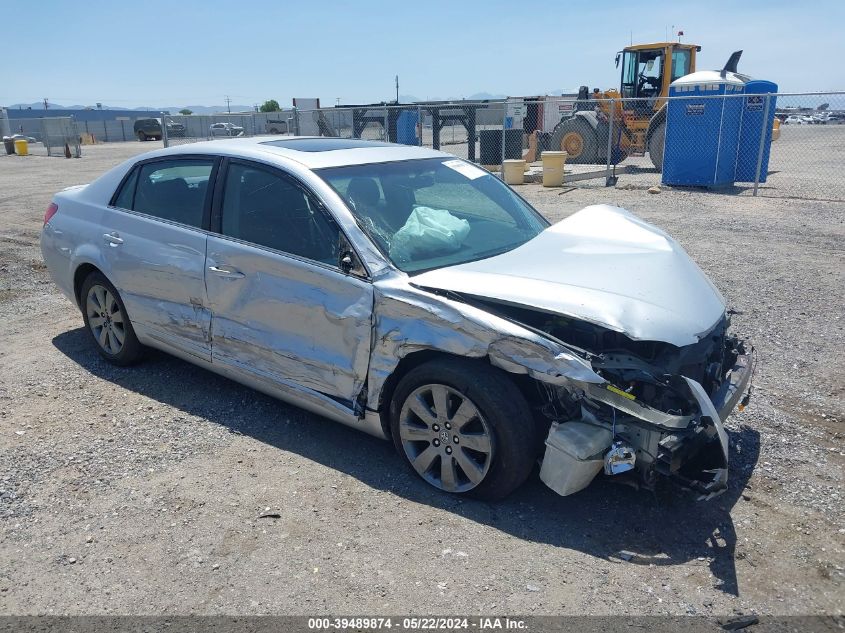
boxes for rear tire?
[137,131,147,141]
[648,121,666,172]
[550,117,599,164]
[390,359,536,500]
[80,272,143,366]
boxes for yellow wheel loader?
[551,42,701,170]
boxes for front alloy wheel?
[398,384,493,493]
[390,359,536,500]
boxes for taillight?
[43,203,58,226]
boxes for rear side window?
[113,168,138,210]
[129,159,214,228]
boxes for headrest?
[347,177,380,208]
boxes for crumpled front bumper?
[656,347,753,499]
[538,344,753,499]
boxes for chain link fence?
[162,102,505,163]
[157,92,843,201]
[512,91,845,200]
[162,113,268,145]
[2,117,81,158]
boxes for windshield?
[317,158,548,273]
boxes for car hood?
[411,205,726,347]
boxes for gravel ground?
[0,142,843,616]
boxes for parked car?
[9,133,38,143]
[40,138,752,500]
[265,119,289,134]
[167,121,186,137]
[210,122,244,137]
[133,118,185,141]
[783,115,805,125]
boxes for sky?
[4,0,844,109]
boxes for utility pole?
[43,98,49,110]
[395,75,399,104]
[225,95,232,114]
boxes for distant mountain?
[6,102,158,111]
[464,92,507,100]
[159,105,254,115]
[5,92,584,114]
[4,102,253,114]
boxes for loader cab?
[617,43,699,114]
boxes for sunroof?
[260,138,394,152]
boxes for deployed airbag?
[389,206,470,262]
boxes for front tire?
[80,272,143,366]
[390,359,536,500]
[550,117,599,163]
[137,131,147,141]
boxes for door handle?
[208,265,245,279]
[103,232,123,246]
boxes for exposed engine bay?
[470,298,753,499]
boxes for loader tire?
[550,118,599,164]
[648,121,666,172]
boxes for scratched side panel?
[366,275,603,412]
[206,236,373,403]
[99,208,212,361]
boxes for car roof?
[155,136,451,169]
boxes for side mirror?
[615,53,621,68]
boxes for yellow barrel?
[542,150,567,187]
[14,139,29,156]
[502,159,525,185]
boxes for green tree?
[179,109,193,116]
[259,100,281,113]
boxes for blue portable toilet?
[396,110,419,145]
[735,79,778,182]
[662,70,746,187]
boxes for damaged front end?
[493,304,753,499]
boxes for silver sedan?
[209,122,244,137]
[40,138,752,500]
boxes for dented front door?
[205,237,373,405]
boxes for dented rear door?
[101,157,215,361]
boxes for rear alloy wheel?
[80,272,143,365]
[390,359,536,500]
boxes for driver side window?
[220,162,339,266]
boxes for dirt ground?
[0,141,843,617]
